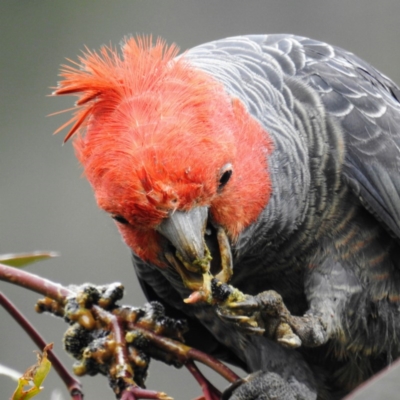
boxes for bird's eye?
[112,215,129,225]
[218,163,233,190]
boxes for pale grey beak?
[156,206,208,266]
[156,205,233,303]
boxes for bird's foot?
[217,289,328,348]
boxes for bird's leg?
[216,288,329,349]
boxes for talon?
[216,308,236,322]
[228,298,259,310]
[243,326,265,335]
[217,312,256,325]
[278,335,302,348]
[216,306,265,336]
[276,322,302,348]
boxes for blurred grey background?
[1,1,400,399]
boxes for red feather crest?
[53,36,272,262]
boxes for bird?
[54,34,400,399]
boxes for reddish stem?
[0,291,83,399]
[121,389,137,400]
[0,262,242,397]
[186,361,221,400]
[188,348,239,383]
[131,326,240,383]
[0,262,71,301]
[93,305,134,381]
[94,307,175,400]
[121,386,172,400]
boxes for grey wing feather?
[188,34,400,239]
[293,36,400,239]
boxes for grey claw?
[278,334,302,348]
[216,307,265,334]
[227,298,259,311]
[243,326,265,335]
[217,309,251,322]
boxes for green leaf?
[11,344,53,400]
[32,349,52,388]
[0,252,58,268]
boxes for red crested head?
[54,36,272,266]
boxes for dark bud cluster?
[211,278,233,303]
[37,283,188,392]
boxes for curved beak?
[156,206,209,272]
[156,206,233,303]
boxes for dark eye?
[112,215,129,225]
[218,163,233,190]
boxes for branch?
[0,262,71,301]
[0,262,241,399]
[186,361,221,400]
[0,291,83,399]
[129,326,239,383]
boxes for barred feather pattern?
[180,35,400,392]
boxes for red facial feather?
[54,36,273,265]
